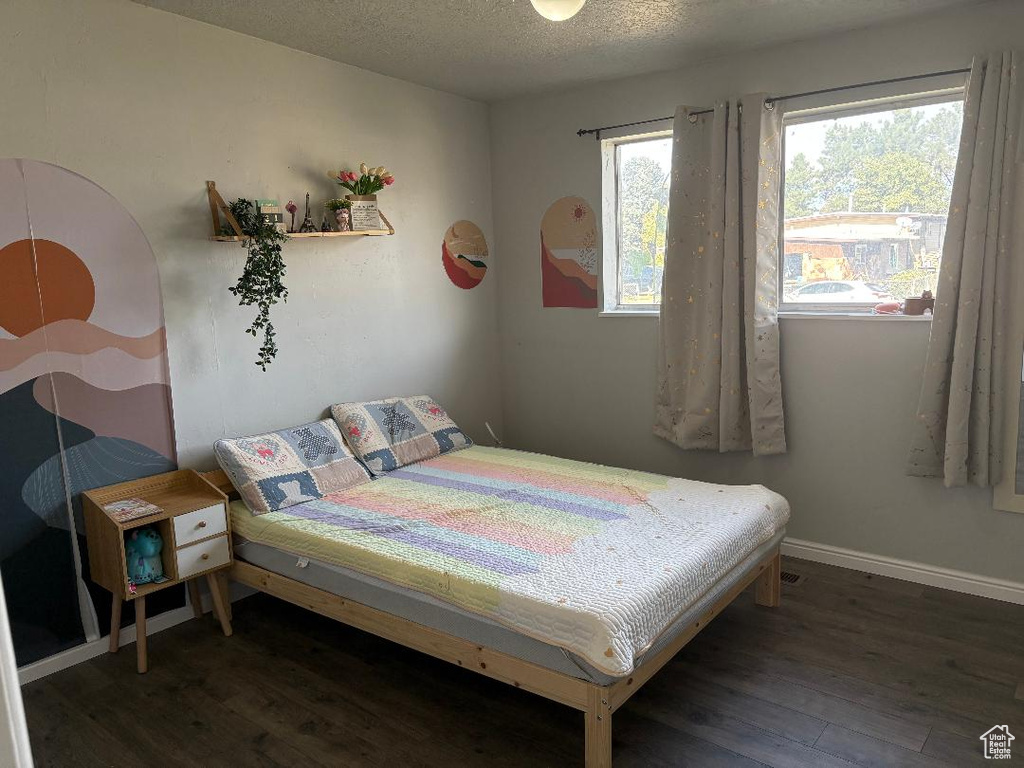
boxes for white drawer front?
[174,503,227,547]
[176,535,231,579]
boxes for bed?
[204,445,789,767]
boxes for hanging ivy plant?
[226,199,289,371]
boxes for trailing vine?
[226,199,289,370]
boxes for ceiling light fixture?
[530,0,586,21]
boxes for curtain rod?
[575,67,971,140]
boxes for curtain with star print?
[654,95,787,456]
[907,52,1023,488]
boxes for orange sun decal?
[0,238,95,337]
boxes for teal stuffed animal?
[125,527,164,585]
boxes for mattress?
[233,530,785,685]
[229,446,790,676]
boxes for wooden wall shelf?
[211,226,393,242]
[206,180,395,241]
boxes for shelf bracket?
[206,181,243,238]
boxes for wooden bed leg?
[755,549,781,608]
[585,685,612,768]
[218,572,233,621]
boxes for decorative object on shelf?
[873,301,902,315]
[329,163,395,195]
[225,198,289,370]
[285,200,297,233]
[326,198,352,232]
[125,527,164,586]
[298,192,317,233]
[442,220,489,290]
[257,199,287,234]
[328,163,395,231]
[348,197,380,231]
[541,196,598,308]
[531,0,586,21]
[104,498,163,524]
[904,289,935,315]
[320,214,331,233]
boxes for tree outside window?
[783,98,963,309]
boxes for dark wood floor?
[22,557,1024,767]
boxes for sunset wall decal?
[442,220,489,290]
[0,159,178,665]
[540,196,599,309]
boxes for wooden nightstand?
[83,469,234,673]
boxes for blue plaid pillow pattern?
[330,395,472,476]
[214,419,371,514]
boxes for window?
[782,95,963,312]
[601,132,672,312]
[888,243,901,271]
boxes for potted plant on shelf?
[327,163,395,230]
[225,198,289,371]
[325,198,352,231]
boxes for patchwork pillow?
[330,395,472,475]
[214,419,371,514]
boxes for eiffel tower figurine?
[298,192,317,233]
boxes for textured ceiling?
[131,0,985,101]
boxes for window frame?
[600,129,672,316]
[779,88,964,315]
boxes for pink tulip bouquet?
[327,163,395,195]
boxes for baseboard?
[782,537,1024,605]
[17,580,254,686]
[16,605,194,686]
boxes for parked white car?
[787,280,892,303]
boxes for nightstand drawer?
[176,535,231,579]
[173,503,227,547]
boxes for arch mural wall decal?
[0,159,179,667]
[540,196,599,309]
[442,220,489,290]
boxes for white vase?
[346,195,380,231]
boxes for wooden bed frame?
[201,470,781,767]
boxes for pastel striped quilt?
[230,446,789,675]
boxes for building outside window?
[782,95,963,311]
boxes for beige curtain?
[907,52,1023,487]
[654,95,786,456]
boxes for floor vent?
[780,571,805,586]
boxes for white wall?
[4,0,1022,587]
[490,0,1024,582]
[0,0,502,467]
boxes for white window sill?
[598,309,931,321]
[779,311,933,321]
[599,309,660,318]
